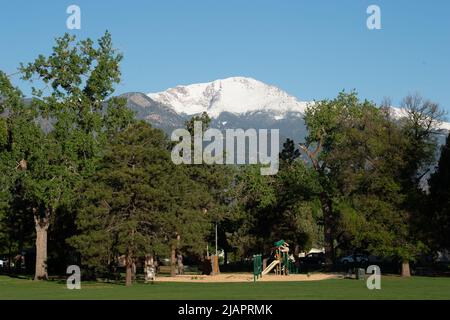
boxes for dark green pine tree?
[429,133,450,250]
[70,122,211,284]
[69,122,175,285]
[280,138,300,165]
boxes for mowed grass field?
[1,275,450,300]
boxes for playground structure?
[253,240,298,281]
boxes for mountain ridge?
[144,76,450,131]
[122,77,449,141]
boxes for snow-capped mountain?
[146,76,450,132]
[121,76,450,145]
[147,76,308,118]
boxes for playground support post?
[253,254,262,282]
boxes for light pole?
[215,221,218,257]
[203,208,209,258]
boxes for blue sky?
[1,0,449,114]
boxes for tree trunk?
[177,253,184,275]
[132,261,136,281]
[224,250,228,266]
[170,244,177,277]
[320,193,335,267]
[145,254,154,269]
[34,210,49,280]
[294,244,300,257]
[125,255,133,286]
[401,260,411,277]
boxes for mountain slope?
[121,92,186,132]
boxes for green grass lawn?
[1,275,449,300]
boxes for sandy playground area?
[155,273,343,283]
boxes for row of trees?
[224,92,449,277]
[1,33,449,284]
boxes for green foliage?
[228,143,323,257]
[1,31,448,278]
[69,122,211,274]
[184,112,236,256]
[69,122,169,272]
[0,71,41,255]
[280,138,300,165]
[428,133,450,250]
[0,32,133,277]
[304,92,438,262]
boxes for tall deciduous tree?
[397,94,444,276]
[0,72,40,268]
[15,32,132,280]
[299,92,442,275]
[299,92,365,265]
[329,101,423,276]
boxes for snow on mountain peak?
[147,76,308,118]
